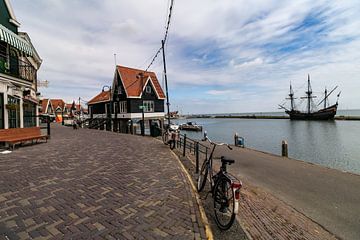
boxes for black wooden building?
[88,65,165,133]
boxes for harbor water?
[176,110,360,175]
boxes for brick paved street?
[0,124,208,239]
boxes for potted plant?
[5,103,18,110]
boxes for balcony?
[0,53,36,82]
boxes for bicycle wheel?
[213,177,235,230]
[162,131,168,145]
[197,159,209,192]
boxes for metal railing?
[0,53,37,82]
[176,133,209,174]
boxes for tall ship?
[279,75,341,120]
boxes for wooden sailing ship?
[279,75,341,120]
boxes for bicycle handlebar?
[202,136,233,150]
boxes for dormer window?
[146,86,151,93]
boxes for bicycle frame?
[203,137,242,213]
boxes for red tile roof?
[88,90,110,105]
[117,65,165,99]
[65,103,84,112]
[40,99,49,113]
[65,103,73,109]
[50,99,65,112]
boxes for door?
[7,96,20,128]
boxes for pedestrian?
[72,119,78,130]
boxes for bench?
[0,127,49,150]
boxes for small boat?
[164,122,179,131]
[169,123,179,131]
[179,122,203,131]
[279,75,341,120]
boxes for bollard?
[282,140,288,157]
[234,133,239,146]
[195,142,199,174]
[203,130,208,140]
[183,134,187,157]
[239,137,244,148]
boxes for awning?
[0,24,33,56]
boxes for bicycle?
[197,135,242,230]
[162,125,179,150]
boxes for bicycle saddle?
[221,156,235,165]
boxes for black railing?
[0,53,36,82]
[177,133,209,174]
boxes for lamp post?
[61,109,64,125]
[102,85,112,131]
[114,96,118,132]
[162,40,171,128]
[138,73,145,136]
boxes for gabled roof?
[50,99,65,111]
[65,103,83,111]
[4,0,20,27]
[65,103,73,110]
[117,65,165,99]
[40,99,50,113]
[88,90,110,105]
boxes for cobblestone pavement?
[177,148,338,240]
[0,124,208,239]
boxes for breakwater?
[185,115,360,120]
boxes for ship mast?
[288,84,295,111]
[301,74,316,114]
[317,85,338,108]
[324,88,327,109]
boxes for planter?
[5,104,18,110]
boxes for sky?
[11,0,360,114]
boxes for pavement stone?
[177,145,339,240]
[0,124,208,239]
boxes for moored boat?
[179,122,203,131]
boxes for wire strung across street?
[125,0,175,90]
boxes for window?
[118,86,123,95]
[119,101,127,113]
[146,85,151,93]
[143,100,154,112]
[0,42,8,75]
[7,96,20,128]
[23,101,36,128]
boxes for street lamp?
[102,85,112,131]
[138,73,145,136]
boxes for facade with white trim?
[88,65,165,132]
[0,0,42,129]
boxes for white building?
[0,0,42,129]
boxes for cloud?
[230,58,264,69]
[206,89,235,96]
[10,0,360,113]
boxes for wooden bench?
[0,127,49,150]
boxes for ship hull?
[286,104,338,120]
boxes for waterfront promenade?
[0,124,208,239]
[211,145,360,240]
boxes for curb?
[170,151,214,240]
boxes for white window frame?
[143,100,154,113]
[146,85,151,93]
[119,101,127,113]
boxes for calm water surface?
[176,118,360,175]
